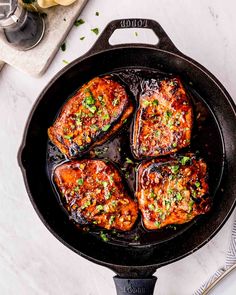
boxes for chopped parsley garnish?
[176,192,182,201]
[102,124,111,131]
[74,18,85,27]
[105,191,111,200]
[154,221,161,228]
[171,165,179,174]
[125,171,130,179]
[64,134,72,140]
[169,174,174,180]
[195,181,201,188]
[180,156,190,165]
[169,80,177,86]
[153,99,159,106]
[95,11,99,16]
[172,142,177,147]
[155,130,160,137]
[77,178,84,185]
[112,98,120,106]
[81,200,91,209]
[88,112,94,117]
[102,113,110,120]
[102,181,108,187]
[85,95,95,105]
[189,199,195,212]
[141,146,147,152]
[109,173,114,183]
[192,190,197,198]
[91,28,99,35]
[62,59,69,64]
[100,231,108,242]
[109,215,115,225]
[91,124,98,131]
[87,105,97,113]
[135,32,138,36]
[167,188,173,195]
[150,191,156,198]
[166,110,172,117]
[80,36,85,40]
[142,100,150,106]
[96,205,104,211]
[165,200,171,210]
[134,234,140,241]
[148,204,155,211]
[60,43,66,51]
[125,157,134,164]
[111,200,117,207]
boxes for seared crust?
[48,76,133,158]
[54,159,138,231]
[136,154,211,230]
[132,77,193,159]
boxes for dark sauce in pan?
[47,68,224,247]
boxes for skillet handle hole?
[109,28,159,46]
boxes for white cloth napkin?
[194,210,236,294]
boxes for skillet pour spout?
[18,18,236,295]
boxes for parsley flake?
[102,124,110,131]
[176,192,182,201]
[64,135,72,140]
[77,178,84,186]
[81,200,91,209]
[60,43,66,51]
[100,231,108,242]
[148,204,155,211]
[125,157,134,164]
[91,28,99,35]
[102,181,108,188]
[74,19,85,27]
[154,221,161,228]
[96,205,104,211]
[171,165,179,174]
[180,156,190,165]
[109,215,115,225]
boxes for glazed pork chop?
[136,154,211,230]
[54,159,138,231]
[48,76,133,158]
[132,77,193,159]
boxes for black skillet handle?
[88,18,179,55]
[113,276,157,295]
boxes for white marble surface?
[0,0,236,294]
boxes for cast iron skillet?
[18,19,236,294]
